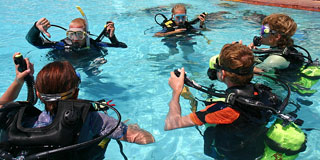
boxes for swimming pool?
[0,0,319,159]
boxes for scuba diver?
[0,60,154,160]
[166,43,306,160]
[26,7,127,76]
[248,13,320,96]
[153,4,207,55]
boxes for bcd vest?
[203,84,282,160]
[0,100,95,159]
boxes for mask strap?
[40,88,77,102]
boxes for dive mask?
[40,88,77,102]
[208,55,219,80]
[66,28,87,40]
[40,72,81,102]
[260,24,276,38]
[174,14,187,22]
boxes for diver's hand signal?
[36,18,51,38]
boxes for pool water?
[0,0,320,159]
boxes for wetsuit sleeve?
[25,22,57,49]
[97,35,127,48]
[82,112,128,140]
[256,55,290,72]
[189,102,240,125]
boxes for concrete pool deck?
[226,0,320,12]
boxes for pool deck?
[226,0,320,12]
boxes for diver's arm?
[99,21,127,48]
[105,35,127,48]
[165,68,196,131]
[120,124,155,144]
[154,28,186,37]
[0,53,33,108]
[85,112,154,144]
[25,20,56,49]
[165,92,196,130]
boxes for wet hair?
[35,61,80,115]
[70,18,86,30]
[171,4,187,14]
[262,13,297,48]
[219,43,254,86]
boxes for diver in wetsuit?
[166,43,307,160]
[26,17,127,76]
[154,4,206,55]
[248,13,320,96]
[166,43,274,159]
[0,61,154,160]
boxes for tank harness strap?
[265,133,307,156]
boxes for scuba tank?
[261,119,307,160]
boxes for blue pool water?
[0,0,320,159]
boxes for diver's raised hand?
[169,68,185,96]
[198,13,207,22]
[36,18,51,38]
[248,42,257,50]
[106,21,115,38]
[13,52,34,85]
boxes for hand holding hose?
[106,21,115,38]
[13,52,34,85]
[169,68,185,96]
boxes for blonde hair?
[171,4,187,14]
[219,43,254,85]
[262,13,297,48]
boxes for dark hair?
[219,43,254,85]
[35,61,80,114]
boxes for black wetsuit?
[26,22,127,76]
[26,22,127,52]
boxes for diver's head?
[171,4,187,26]
[36,61,81,115]
[67,18,87,48]
[260,14,297,48]
[216,43,254,87]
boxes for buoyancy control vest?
[0,100,94,159]
[161,19,195,33]
[253,46,305,72]
[203,84,282,160]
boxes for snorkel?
[76,6,90,49]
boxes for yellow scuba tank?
[261,119,307,160]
